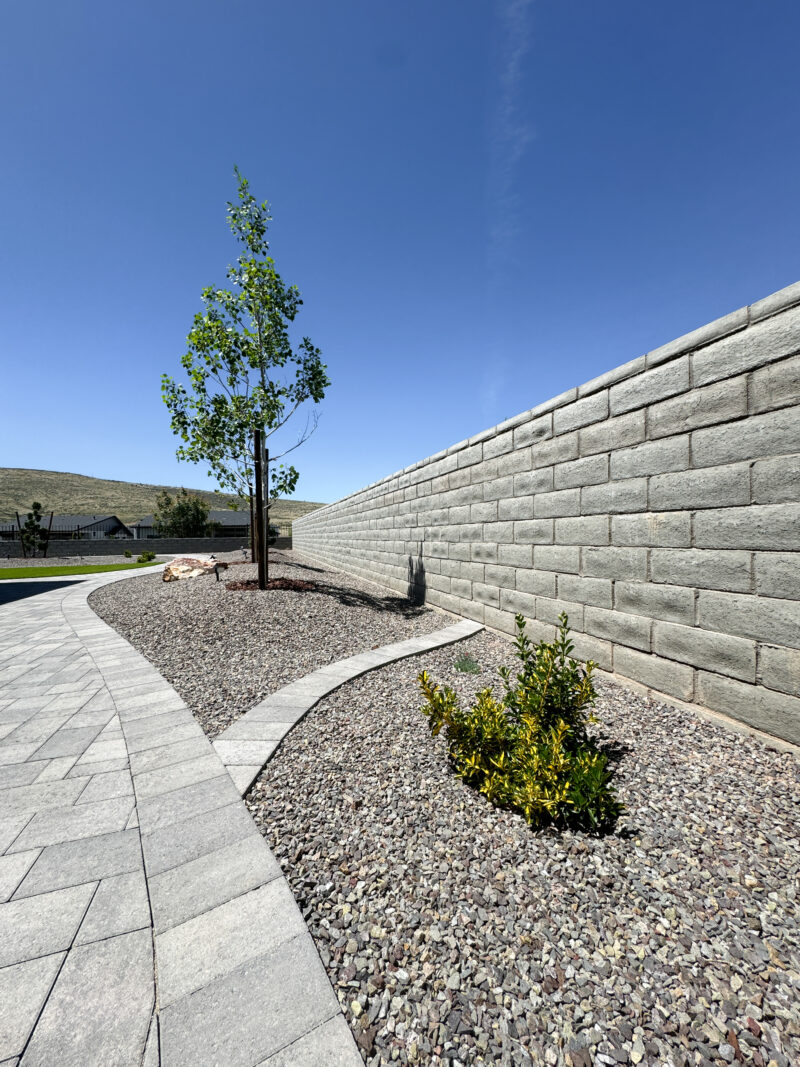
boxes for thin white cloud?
[487,0,535,288]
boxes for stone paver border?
[213,619,485,795]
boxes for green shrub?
[418,613,624,833]
[137,550,156,563]
[454,652,480,674]
[124,549,132,558]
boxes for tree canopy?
[162,169,329,502]
[153,490,218,538]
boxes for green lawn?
[0,561,161,580]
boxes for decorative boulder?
[162,558,229,582]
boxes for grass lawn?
[0,561,161,580]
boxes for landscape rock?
[162,557,228,582]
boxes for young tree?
[161,169,329,507]
[18,502,50,558]
[153,490,219,538]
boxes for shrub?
[454,652,480,674]
[418,613,624,833]
[137,550,156,563]
[124,549,132,558]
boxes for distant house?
[130,509,251,540]
[0,514,134,541]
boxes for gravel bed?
[246,629,800,1067]
[88,550,446,738]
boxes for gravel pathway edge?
[213,619,484,795]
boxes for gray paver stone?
[128,736,212,775]
[74,769,133,805]
[33,757,79,783]
[0,765,43,789]
[0,779,88,817]
[156,878,307,1007]
[227,765,263,795]
[19,929,154,1067]
[0,851,40,903]
[149,834,281,934]
[258,1015,365,1066]
[0,815,32,855]
[125,722,202,754]
[133,753,222,800]
[140,801,258,877]
[0,746,47,769]
[218,720,289,742]
[67,757,128,778]
[13,829,141,899]
[8,797,134,852]
[0,953,64,1061]
[70,738,127,764]
[0,882,96,967]
[142,1015,159,1067]
[32,725,102,759]
[135,774,236,835]
[213,739,279,766]
[75,869,150,945]
[159,935,343,1067]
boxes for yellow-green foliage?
[418,613,624,832]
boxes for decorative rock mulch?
[245,630,800,1067]
[225,576,319,592]
[88,551,446,739]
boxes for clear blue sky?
[2,1,798,505]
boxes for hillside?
[0,469,326,525]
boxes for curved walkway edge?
[213,618,485,795]
[0,567,482,1067]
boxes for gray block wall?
[293,281,800,746]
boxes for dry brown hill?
[0,469,325,525]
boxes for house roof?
[0,514,131,532]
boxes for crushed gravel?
[245,629,800,1067]
[88,550,445,738]
[88,551,800,1065]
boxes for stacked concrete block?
[294,282,800,745]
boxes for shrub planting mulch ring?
[225,577,319,592]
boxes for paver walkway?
[0,568,482,1065]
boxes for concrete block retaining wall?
[294,281,800,746]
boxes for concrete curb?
[213,619,485,796]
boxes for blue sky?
[1,0,798,505]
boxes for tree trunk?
[269,448,273,584]
[254,429,267,590]
[248,487,254,562]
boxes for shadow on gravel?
[279,558,326,574]
[312,581,429,617]
[0,579,83,605]
[596,738,630,769]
